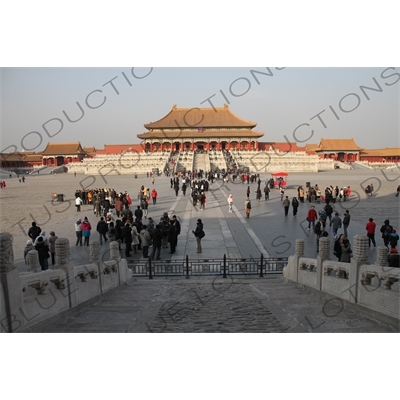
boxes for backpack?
[314,222,322,235]
[247,201,251,210]
[383,225,392,237]
[199,229,205,238]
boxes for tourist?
[246,185,250,198]
[150,224,163,260]
[151,188,158,204]
[134,205,143,223]
[227,194,234,213]
[390,229,399,250]
[105,209,114,225]
[264,184,270,200]
[340,239,352,263]
[192,219,205,253]
[139,225,151,258]
[35,231,49,246]
[75,218,83,246]
[298,186,305,203]
[96,217,108,245]
[122,222,133,257]
[200,192,206,210]
[168,220,178,254]
[245,198,251,219]
[324,202,333,224]
[314,218,324,252]
[131,222,140,254]
[283,196,290,216]
[34,236,50,271]
[380,219,392,248]
[107,221,117,242]
[365,218,376,248]
[292,197,299,217]
[306,205,318,231]
[28,221,41,243]
[121,205,133,224]
[114,197,123,218]
[343,210,351,238]
[256,187,262,202]
[280,187,285,201]
[396,185,400,197]
[141,197,149,219]
[75,195,83,212]
[24,240,34,264]
[172,215,181,244]
[48,231,58,265]
[318,209,327,229]
[81,217,92,246]
[387,248,399,268]
[333,234,344,261]
[160,216,169,249]
[115,219,123,250]
[330,212,342,238]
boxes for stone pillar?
[110,241,121,262]
[54,238,77,308]
[90,241,103,293]
[292,239,304,282]
[348,235,369,304]
[352,235,369,263]
[375,246,388,267]
[27,250,40,273]
[316,237,330,290]
[0,233,24,332]
[90,242,100,264]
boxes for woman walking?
[81,217,92,246]
[227,194,234,213]
[292,197,299,217]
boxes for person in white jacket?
[227,194,233,213]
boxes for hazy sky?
[1,67,398,153]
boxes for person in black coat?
[122,223,133,257]
[28,222,41,242]
[150,225,163,260]
[193,219,204,253]
[96,217,108,245]
[168,221,178,254]
[34,236,49,270]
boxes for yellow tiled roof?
[361,148,400,157]
[317,138,363,151]
[137,129,264,140]
[144,104,257,129]
[40,142,86,155]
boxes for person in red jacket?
[81,216,92,246]
[151,188,158,205]
[307,205,318,230]
[365,217,376,248]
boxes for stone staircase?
[193,152,209,172]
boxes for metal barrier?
[128,254,287,279]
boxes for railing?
[128,254,287,279]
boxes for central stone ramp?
[193,152,209,172]
[24,277,398,333]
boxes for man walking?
[75,218,83,246]
[150,225,163,260]
[330,212,342,239]
[283,196,290,216]
[306,206,318,231]
[193,219,205,253]
[365,218,376,248]
[96,217,108,245]
[343,210,351,238]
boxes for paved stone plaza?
[2,168,398,333]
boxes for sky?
[1,67,399,153]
